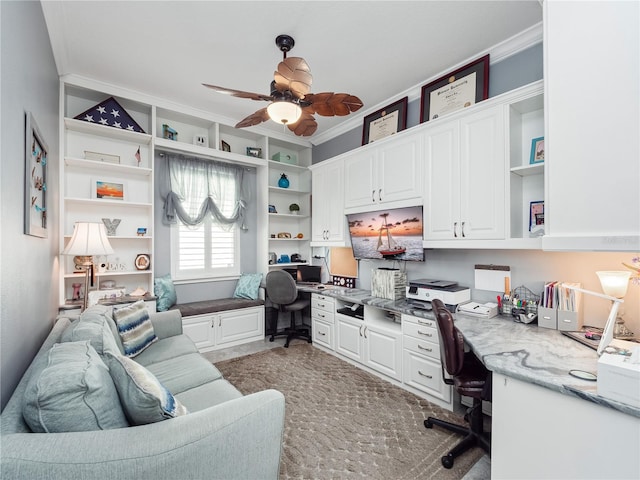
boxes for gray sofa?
[1,305,285,479]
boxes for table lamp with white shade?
[596,270,633,339]
[62,222,114,311]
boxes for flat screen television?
[346,205,424,261]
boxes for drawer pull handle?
[418,371,433,379]
[417,330,433,337]
[417,319,433,326]
[418,345,433,352]
[319,313,325,318]
[319,332,326,336]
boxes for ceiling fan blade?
[202,84,272,102]
[288,113,317,137]
[274,57,313,99]
[235,108,270,129]
[304,92,363,117]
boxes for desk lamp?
[62,222,114,312]
[596,271,632,339]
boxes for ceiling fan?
[203,34,363,137]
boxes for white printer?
[405,279,471,309]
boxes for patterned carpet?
[215,343,483,479]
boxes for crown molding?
[312,22,543,146]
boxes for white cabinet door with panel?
[362,321,402,381]
[424,106,505,242]
[343,131,423,210]
[335,313,364,362]
[311,159,345,244]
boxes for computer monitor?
[297,265,321,284]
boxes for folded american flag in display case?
[74,97,145,134]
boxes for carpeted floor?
[215,342,484,479]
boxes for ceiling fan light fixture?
[267,100,302,125]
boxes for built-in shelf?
[268,159,308,173]
[64,117,152,144]
[64,270,152,279]
[510,163,544,177]
[269,213,309,219]
[64,157,152,176]
[268,186,309,195]
[268,262,309,268]
[64,198,152,208]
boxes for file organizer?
[539,281,583,330]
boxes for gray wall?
[1,1,60,410]
[153,155,259,303]
[313,44,543,163]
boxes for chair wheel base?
[441,454,454,469]
[424,419,433,429]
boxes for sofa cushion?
[154,274,177,311]
[170,298,264,317]
[133,334,199,367]
[233,273,263,300]
[22,341,128,432]
[144,353,223,394]
[104,353,188,425]
[61,305,122,355]
[175,379,243,412]
[113,300,157,357]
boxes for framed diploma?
[419,55,489,123]
[362,97,408,145]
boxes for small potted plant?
[289,203,300,215]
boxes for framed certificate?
[419,55,490,123]
[362,97,408,145]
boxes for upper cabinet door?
[343,149,377,209]
[377,131,424,205]
[311,159,345,244]
[459,106,506,240]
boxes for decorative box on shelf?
[272,152,297,165]
[371,268,407,300]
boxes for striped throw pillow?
[113,300,157,357]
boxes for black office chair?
[265,270,311,348]
[424,298,492,469]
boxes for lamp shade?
[267,100,302,125]
[62,222,114,256]
[596,271,631,299]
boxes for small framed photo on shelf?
[136,227,147,236]
[362,97,408,145]
[420,55,490,123]
[162,124,178,141]
[84,150,120,164]
[221,140,231,152]
[530,137,545,164]
[529,200,545,232]
[134,253,151,271]
[91,178,126,201]
[246,147,262,158]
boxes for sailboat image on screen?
[377,212,406,257]
[346,205,424,262]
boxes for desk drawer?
[402,313,436,329]
[403,350,451,403]
[403,335,440,361]
[403,322,439,342]
[312,295,334,313]
[312,318,333,350]
[312,308,334,324]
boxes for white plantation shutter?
[168,163,241,280]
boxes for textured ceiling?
[42,1,542,144]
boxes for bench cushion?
[170,298,264,317]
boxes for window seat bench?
[170,298,265,353]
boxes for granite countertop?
[311,286,640,418]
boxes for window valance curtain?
[158,153,248,230]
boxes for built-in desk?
[313,287,640,479]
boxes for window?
[170,170,241,281]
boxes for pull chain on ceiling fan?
[203,35,363,137]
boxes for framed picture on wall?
[419,54,490,123]
[24,111,48,238]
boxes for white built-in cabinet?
[267,155,312,269]
[60,86,154,306]
[542,1,639,251]
[334,302,402,381]
[182,306,264,353]
[343,131,423,211]
[310,158,345,245]
[311,294,335,350]
[424,105,505,241]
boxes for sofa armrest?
[1,389,285,480]
[148,309,183,339]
